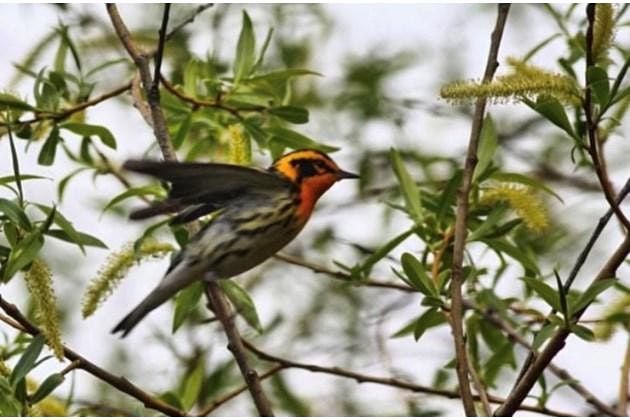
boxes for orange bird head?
[270,149,359,221]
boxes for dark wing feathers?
[124,160,290,223]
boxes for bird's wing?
[123,160,292,223]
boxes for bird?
[111,149,359,336]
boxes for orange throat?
[295,175,337,223]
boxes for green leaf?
[10,335,45,386]
[102,185,165,214]
[160,391,184,410]
[400,252,437,296]
[220,279,263,333]
[172,282,203,333]
[483,238,540,274]
[0,93,34,111]
[267,126,339,153]
[413,308,447,341]
[247,69,322,83]
[180,360,204,410]
[522,277,561,312]
[359,228,413,276]
[269,106,309,124]
[44,229,107,249]
[532,323,556,349]
[525,95,576,140]
[490,171,563,203]
[271,374,311,416]
[0,175,48,186]
[0,377,22,416]
[57,167,89,202]
[234,10,256,83]
[172,112,192,150]
[253,27,274,72]
[60,122,116,149]
[468,206,506,243]
[570,324,595,341]
[29,373,64,404]
[570,278,617,317]
[436,170,462,223]
[2,230,44,281]
[473,114,498,181]
[586,66,610,106]
[483,341,516,386]
[554,270,569,322]
[35,204,86,254]
[390,148,423,222]
[38,126,61,166]
[0,198,32,230]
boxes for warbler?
[112,149,359,336]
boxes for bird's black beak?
[337,169,360,180]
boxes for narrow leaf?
[29,373,64,404]
[60,122,116,149]
[267,126,339,153]
[0,198,32,230]
[172,282,203,333]
[10,335,45,385]
[269,106,309,124]
[390,148,423,222]
[570,278,617,317]
[220,279,263,333]
[400,252,437,296]
[234,10,256,83]
[473,114,498,181]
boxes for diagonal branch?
[241,340,575,417]
[0,295,185,417]
[205,283,274,416]
[449,4,511,415]
[106,3,177,162]
[495,232,630,415]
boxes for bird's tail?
[111,262,204,337]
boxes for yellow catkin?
[24,259,64,360]
[594,293,630,341]
[227,124,251,165]
[592,4,615,63]
[480,183,549,233]
[81,240,174,318]
[440,57,580,105]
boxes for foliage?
[0,3,629,417]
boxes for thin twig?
[583,4,630,231]
[241,340,574,417]
[166,4,214,41]
[274,253,415,293]
[0,83,131,127]
[495,232,630,415]
[467,352,491,416]
[516,177,630,382]
[106,3,177,162]
[197,365,283,416]
[205,283,274,416]
[274,251,616,415]
[467,300,619,416]
[449,4,511,415]
[0,295,185,417]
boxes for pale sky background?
[1,3,629,416]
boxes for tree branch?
[205,283,274,416]
[449,4,511,415]
[0,295,185,417]
[242,340,574,417]
[495,232,630,415]
[467,300,618,416]
[105,3,177,162]
[197,365,283,416]
[583,4,630,232]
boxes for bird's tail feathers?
[111,262,206,337]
